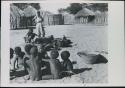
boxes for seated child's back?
[61,51,73,71]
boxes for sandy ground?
[10,24,108,83]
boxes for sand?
[10,24,108,83]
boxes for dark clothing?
[24,32,37,43]
[27,32,36,40]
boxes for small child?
[25,46,41,81]
[23,44,33,74]
[61,51,73,71]
[42,50,62,79]
[24,28,37,43]
[13,47,25,70]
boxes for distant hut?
[10,4,24,29]
[101,11,108,25]
[40,10,54,25]
[94,10,102,24]
[53,14,64,25]
[62,12,75,25]
[75,8,95,24]
[23,5,37,28]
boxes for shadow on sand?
[10,70,28,80]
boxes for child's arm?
[42,59,50,62]
[12,55,18,70]
[32,16,37,21]
[41,66,47,70]
[67,62,73,71]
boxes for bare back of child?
[26,46,41,81]
[23,44,33,74]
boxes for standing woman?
[33,11,45,38]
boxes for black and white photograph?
[9,2,108,83]
[1,0,125,87]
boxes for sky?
[40,3,70,14]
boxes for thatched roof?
[10,4,24,17]
[39,10,53,17]
[75,8,95,17]
[102,11,108,16]
[95,10,101,15]
[23,5,37,17]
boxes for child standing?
[25,46,42,81]
[23,44,33,74]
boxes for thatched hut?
[94,10,108,25]
[94,10,102,24]
[10,4,24,29]
[75,8,95,24]
[23,5,37,28]
[101,11,108,25]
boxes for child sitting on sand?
[61,51,73,71]
[60,51,74,77]
[24,28,37,43]
[13,47,25,70]
[42,50,62,79]
[25,46,42,81]
[23,44,33,74]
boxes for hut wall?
[43,15,54,25]
[94,13,108,25]
[63,15,75,25]
[53,14,64,25]
[75,16,89,24]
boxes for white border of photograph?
[1,0,125,87]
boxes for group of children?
[24,28,72,50]
[10,44,74,81]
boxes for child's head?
[29,28,33,33]
[50,50,59,59]
[25,44,33,54]
[30,46,38,56]
[10,48,14,59]
[61,51,70,61]
[37,44,44,53]
[14,47,21,56]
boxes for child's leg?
[36,23,41,38]
[42,26,45,37]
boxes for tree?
[89,3,108,11]
[66,3,82,15]
[30,3,40,10]
[13,3,41,10]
